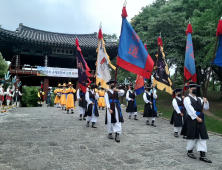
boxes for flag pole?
[111,1,127,111]
[112,65,119,110]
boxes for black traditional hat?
[106,80,118,85]
[173,88,182,94]
[145,84,152,89]
[90,83,97,88]
[184,81,200,88]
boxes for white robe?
[85,90,99,123]
[104,89,125,134]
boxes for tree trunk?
[212,75,215,91]
[196,66,201,96]
[220,83,222,99]
[172,67,178,89]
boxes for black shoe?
[174,132,179,138]
[83,117,86,120]
[102,107,104,110]
[115,133,120,143]
[199,151,212,163]
[108,133,113,139]
[71,111,74,114]
[67,110,69,114]
[187,150,196,159]
[134,115,138,120]
[79,114,82,120]
[151,120,156,127]
[146,120,149,125]
[129,116,131,119]
[92,122,97,128]
[183,136,187,139]
[86,121,89,127]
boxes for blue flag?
[184,24,197,82]
[117,17,154,79]
[214,35,222,67]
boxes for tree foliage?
[22,86,39,107]
[130,0,222,93]
[0,52,8,78]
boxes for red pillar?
[76,79,79,90]
[43,77,49,101]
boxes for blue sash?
[80,93,85,96]
[150,89,157,112]
[126,99,137,108]
[134,99,137,108]
[109,99,122,117]
[196,111,205,121]
[90,98,98,114]
[99,96,104,97]
[179,106,183,109]
[62,93,67,98]
[153,99,157,112]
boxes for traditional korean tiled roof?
[0,23,117,49]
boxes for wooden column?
[76,79,79,90]
[43,77,49,101]
[44,55,48,67]
[16,76,20,90]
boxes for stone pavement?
[0,106,222,170]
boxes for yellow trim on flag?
[153,78,173,94]
[96,77,109,89]
[96,39,116,70]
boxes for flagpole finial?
[123,0,127,7]
[99,22,102,29]
[160,32,161,38]
[189,17,190,23]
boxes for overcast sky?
[0,0,155,36]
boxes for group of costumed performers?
[169,82,211,163]
[0,80,22,110]
[48,78,213,162]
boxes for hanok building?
[0,23,117,100]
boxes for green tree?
[130,0,222,95]
[22,86,39,107]
[0,52,8,78]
